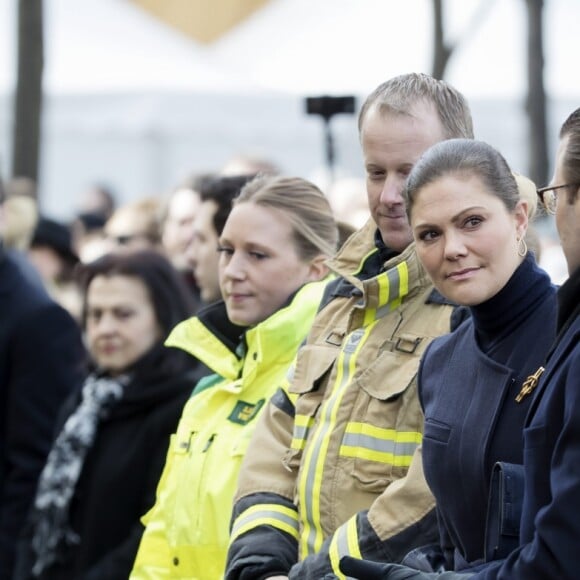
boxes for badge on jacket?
[229,399,265,425]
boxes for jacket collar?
[325,218,378,277]
[165,280,327,382]
[326,218,431,304]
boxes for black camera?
[305,95,356,120]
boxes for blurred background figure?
[13,250,208,580]
[104,198,162,255]
[518,174,570,285]
[0,177,86,580]
[70,211,109,264]
[187,174,255,307]
[221,153,280,177]
[513,172,543,260]
[76,182,117,223]
[2,177,38,252]
[28,217,82,321]
[538,236,569,284]
[325,175,370,231]
[336,220,357,249]
[160,175,202,271]
[159,173,213,306]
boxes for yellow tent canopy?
[128,0,270,44]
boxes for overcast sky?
[0,0,576,99]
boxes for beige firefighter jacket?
[230,219,456,576]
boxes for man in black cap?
[28,217,82,319]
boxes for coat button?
[173,557,179,566]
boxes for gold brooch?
[515,366,545,403]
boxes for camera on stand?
[305,95,356,181]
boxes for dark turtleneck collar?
[374,228,399,265]
[470,253,554,352]
[354,229,400,281]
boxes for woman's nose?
[222,253,246,280]
[95,312,118,334]
[444,232,468,260]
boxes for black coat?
[0,249,86,578]
[475,268,580,579]
[13,342,210,580]
[419,255,557,570]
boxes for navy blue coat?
[419,256,558,570]
[0,249,86,578]
[476,267,580,579]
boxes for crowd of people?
[0,72,578,580]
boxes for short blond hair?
[236,175,338,260]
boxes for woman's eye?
[115,309,133,320]
[464,216,483,228]
[217,245,233,255]
[249,251,267,260]
[418,230,439,242]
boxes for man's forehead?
[361,100,442,134]
[361,105,444,161]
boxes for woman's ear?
[306,255,329,282]
[514,199,529,239]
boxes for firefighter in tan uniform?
[225,73,475,580]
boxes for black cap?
[31,217,79,265]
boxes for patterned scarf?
[31,372,129,576]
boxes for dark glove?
[339,557,474,579]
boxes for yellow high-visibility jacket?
[130,280,328,580]
[227,220,458,579]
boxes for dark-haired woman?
[14,251,209,580]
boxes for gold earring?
[517,236,528,257]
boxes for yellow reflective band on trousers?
[298,324,374,557]
[339,422,421,466]
[329,516,363,578]
[291,414,314,451]
[230,503,300,544]
[363,261,409,326]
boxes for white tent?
[0,0,577,220]
[37,0,580,99]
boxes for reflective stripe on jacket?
[130,280,327,580]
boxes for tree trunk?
[12,0,44,187]
[524,0,548,187]
[431,0,492,80]
[432,0,452,79]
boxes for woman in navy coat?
[340,139,559,579]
